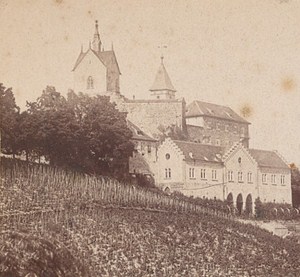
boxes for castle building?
[71,21,292,209]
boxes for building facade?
[157,138,292,212]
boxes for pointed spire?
[89,40,91,49]
[94,20,99,35]
[92,20,102,53]
[111,42,114,51]
[160,55,164,64]
[150,57,176,93]
[81,44,83,53]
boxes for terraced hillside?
[1,159,300,276]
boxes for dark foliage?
[0,85,134,179]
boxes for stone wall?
[124,99,186,138]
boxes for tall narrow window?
[212,169,217,181]
[271,174,276,185]
[201,169,206,179]
[165,168,171,179]
[238,171,243,183]
[87,76,94,89]
[262,174,267,184]
[281,175,285,185]
[247,172,252,183]
[189,168,195,179]
[228,171,234,182]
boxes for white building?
[157,138,292,213]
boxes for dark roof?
[248,149,289,169]
[128,121,157,142]
[186,100,250,124]
[98,50,121,74]
[150,60,176,92]
[173,140,224,163]
[72,49,121,74]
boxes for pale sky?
[0,0,300,165]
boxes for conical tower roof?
[150,57,176,92]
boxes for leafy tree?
[0,83,20,157]
[157,124,187,141]
[254,197,263,219]
[22,88,134,178]
[290,163,300,207]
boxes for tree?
[0,83,20,157]
[157,124,187,141]
[254,197,263,219]
[22,88,134,179]
[78,94,134,177]
[290,163,300,207]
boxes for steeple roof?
[150,57,176,92]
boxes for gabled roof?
[127,120,157,142]
[72,49,121,74]
[248,149,289,169]
[173,140,224,163]
[186,100,249,124]
[150,58,176,92]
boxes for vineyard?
[1,158,300,276]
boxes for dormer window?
[87,76,94,89]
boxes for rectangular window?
[189,168,195,179]
[247,172,252,183]
[262,174,267,184]
[147,145,151,154]
[201,169,206,179]
[215,139,221,146]
[165,168,171,179]
[212,169,217,181]
[238,171,243,183]
[271,174,276,185]
[228,171,234,182]
[281,175,285,185]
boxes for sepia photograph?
[0,0,300,276]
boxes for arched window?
[87,76,94,89]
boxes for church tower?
[150,56,176,100]
[72,21,121,96]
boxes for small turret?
[150,56,176,100]
[92,20,102,53]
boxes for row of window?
[188,168,218,181]
[228,171,286,185]
[165,168,286,185]
[228,171,253,183]
[206,122,246,135]
[262,173,285,185]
